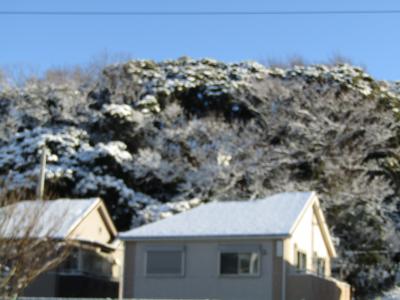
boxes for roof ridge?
[203,191,314,205]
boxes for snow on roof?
[0,198,99,239]
[120,191,315,240]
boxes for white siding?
[286,204,330,276]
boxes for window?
[296,251,307,271]
[57,247,115,278]
[220,252,260,275]
[316,258,325,276]
[146,249,184,276]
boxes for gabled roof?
[120,191,315,241]
[0,198,115,240]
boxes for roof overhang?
[74,238,122,251]
[312,198,337,258]
[119,233,290,242]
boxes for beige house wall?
[111,240,125,282]
[69,207,113,245]
[285,203,331,276]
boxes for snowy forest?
[0,58,400,297]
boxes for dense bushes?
[0,58,399,297]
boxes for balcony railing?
[287,272,351,300]
[56,247,118,280]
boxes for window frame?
[144,246,185,277]
[316,257,326,277]
[296,250,307,272]
[218,245,261,277]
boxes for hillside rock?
[0,58,399,298]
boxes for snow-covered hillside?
[0,58,400,298]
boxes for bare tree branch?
[0,189,70,298]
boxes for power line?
[1,10,400,16]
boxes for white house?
[119,191,351,300]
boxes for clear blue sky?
[1,0,400,80]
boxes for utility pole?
[36,146,47,201]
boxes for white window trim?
[144,246,185,277]
[295,249,307,272]
[217,245,262,278]
[316,257,326,277]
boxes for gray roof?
[120,191,315,240]
[0,198,99,239]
